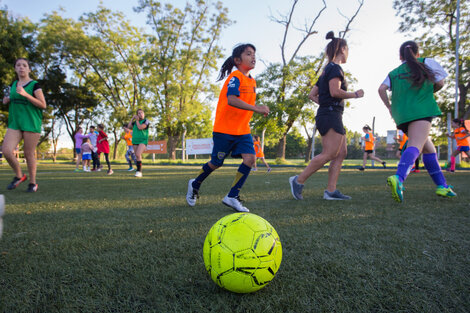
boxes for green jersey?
[8,80,43,133]
[388,58,441,126]
[132,119,149,145]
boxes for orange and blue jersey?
[213,70,256,135]
[399,133,408,150]
[124,131,133,146]
[364,132,375,151]
[454,127,470,147]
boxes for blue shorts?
[210,132,255,167]
[458,146,470,152]
[82,153,92,160]
[75,148,81,154]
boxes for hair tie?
[405,45,412,48]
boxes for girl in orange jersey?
[186,44,269,212]
[358,125,386,171]
[447,118,470,172]
[252,135,271,172]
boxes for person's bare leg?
[362,152,367,168]
[326,135,347,192]
[297,129,344,184]
[23,132,40,184]
[3,129,23,178]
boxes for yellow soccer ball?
[203,213,282,293]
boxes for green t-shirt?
[8,80,43,133]
[132,119,149,145]
[388,58,441,126]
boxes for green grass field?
[0,163,469,312]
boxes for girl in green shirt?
[127,109,149,177]
[2,58,46,192]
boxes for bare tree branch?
[338,0,364,39]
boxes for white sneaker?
[222,195,249,212]
[107,169,114,175]
[135,171,142,177]
[0,194,5,239]
[186,179,198,207]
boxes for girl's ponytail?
[217,43,256,81]
[399,41,436,87]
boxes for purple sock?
[396,146,420,182]
[423,153,448,188]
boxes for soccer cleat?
[186,179,199,207]
[382,161,387,168]
[107,169,114,175]
[0,194,4,238]
[135,171,142,178]
[267,168,272,173]
[323,189,351,200]
[97,167,102,172]
[7,174,27,190]
[387,175,404,203]
[289,175,304,200]
[74,168,80,172]
[26,183,38,193]
[358,167,365,171]
[222,195,249,212]
[127,167,135,171]
[435,185,457,198]
[251,168,257,171]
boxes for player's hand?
[255,105,269,117]
[16,85,27,97]
[355,89,364,98]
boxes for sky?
[2,0,415,139]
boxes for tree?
[393,0,470,118]
[136,0,231,159]
[257,0,364,159]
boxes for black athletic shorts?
[316,106,345,136]
[365,150,374,154]
[397,117,433,134]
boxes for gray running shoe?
[289,175,304,200]
[186,179,199,207]
[323,189,351,200]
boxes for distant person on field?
[128,109,149,178]
[289,31,364,201]
[122,125,137,171]
[97,124,113,175]
[74,127,90,172]
[81,137,93,172]
[379,40,456,202]
[446,118,470,172]
[252,135,271,172]
[88,126,100,171]
[186,43,269,212]
[2,58,47,192]
[358,125,386,171]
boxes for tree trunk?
[305,136,312,162]
[276,135,287,159]
[167,135,179,160]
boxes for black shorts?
[397,117,433,134]
[316,106,345,136]
[365,150,373,154]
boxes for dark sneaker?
[26,183,38,193]
[382,161,387,168]
[358,167,365,171]
[186,179,199,207]
[222,195,249,212]
[0,194,4,238]
[323,189,351,200]
[7,174,27,190]
[289,175,304,200]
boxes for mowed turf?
[0,163,469,313]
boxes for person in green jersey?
[378,41,456,202]
[128,109,149,178]
[2,58,47,192]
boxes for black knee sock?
[137,161,142,171]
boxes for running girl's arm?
[433,79,445,92]
[378,84,392,114]
[16,85,47,109]
[308,85,319,104]
[127,116,136,129]
[135,120,148,130]
[329,78,364,99]
[2,96,9,104]
[227,95,269,116]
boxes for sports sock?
[192,163,214,190]
[137,161,142,171]
[396,146,420,182]
[450,156,456,171]
[423,153,448,187]
[128,159,133,168]
[227,163,251,198]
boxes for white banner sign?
[186,138,213,155]
[386,130,397,144]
